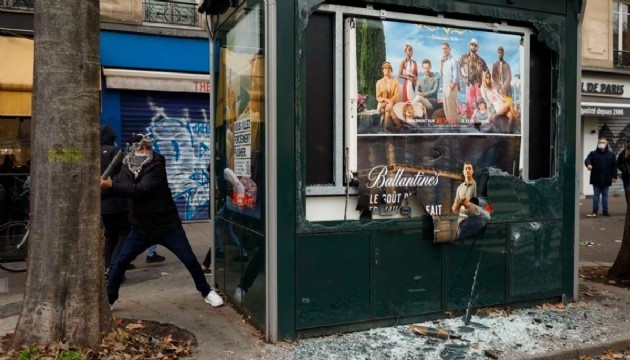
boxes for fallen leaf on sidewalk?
[542,302,564,311]
[476,307,512,317]
[0,319,194,359]
[161,334,173,345]
[125,322,144,331]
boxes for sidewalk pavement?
[0,197,629,359]
[0,222,285,359]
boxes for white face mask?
[597,143,606,150]
[133,152,149,158]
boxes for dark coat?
[585,146,617,187]
[110,153,181,239]
[617,149,630,183]
[100,125,128,215]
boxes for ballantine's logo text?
[366,165,440,189]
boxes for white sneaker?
[204,290,224,307]
[234,287,245,304]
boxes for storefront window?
[0,118,30,224]
[214,1,266,328]
[0,118,30,171]
[613,1,630,68]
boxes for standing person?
[375,61,401,132]
[398,44,418,102]
[459,38,488,118]
[100,125,132,277]
[101,134,223,308]
[617,137,630,202]
[413,59,439,112]
[491,46,512,97]
[440,42,460,124]
[585,138,617,217]
[145,245,165,263]
[452,162,477,222]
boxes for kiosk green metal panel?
[296,233,372,329]
[373,229,443,318]
[445,224,508,310]
[209,0,582,341]
[285,0,579,340]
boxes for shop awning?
[0,36,34,117]
[102,68,210,93]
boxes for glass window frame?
[613,1,630,55]
[305,4,534,199]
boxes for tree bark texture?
[12,0,114,349]
[608,199,630,279]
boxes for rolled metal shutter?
[120,90,211,221]
[598,119,630,196]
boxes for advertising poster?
[217,47,264,219]
[353,18,523,242]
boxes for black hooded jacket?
[100,125,128,214]
[109,153,181,239]
[585,144,617,187]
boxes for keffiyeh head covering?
[123,134,154,178]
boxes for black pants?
[107,226,210,304]
[102,211,130,269]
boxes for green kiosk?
[204,0,583,342]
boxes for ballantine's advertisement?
[352,18,523,242]
[364,165,440,212]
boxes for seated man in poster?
[412,59,439,114]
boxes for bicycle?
[0,220,28,272]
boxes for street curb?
[522,338,630,360]
[579,261,613,267]
[0,302,20,319]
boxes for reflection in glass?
[215,1,266,330]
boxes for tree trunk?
[12,0,113,349]
[608,197,630,279]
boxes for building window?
[0,0,33,10]
[143,0,199,27]
[613,1,630,69]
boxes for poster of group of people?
[352,18,524,242]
